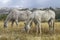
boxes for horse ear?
[49,7,55,11]
[49,7,53,10]
[24,8,29,10]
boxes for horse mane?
[30,8,40,12]
[18,8,29,11]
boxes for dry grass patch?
[0,21,60,40]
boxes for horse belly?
[41,15,50,22]
[41,18,49,22]
[18,16,27,21]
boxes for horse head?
[4,21,8,28]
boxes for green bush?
[0,14,8,20]
[0,14,60,22]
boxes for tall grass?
[0,21,60,40]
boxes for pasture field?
[0,21,60,40]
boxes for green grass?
[0,21,60,40]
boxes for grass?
[0,21,60,40]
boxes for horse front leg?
[38,22,41,35]
[25,19,32,33]
[35,23,39,35]
[37,21,41,35]
[34,18,41,35]
[15,20,18,27]
[11,20,14,27]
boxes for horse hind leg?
[48,18,55,33]
[51,19,55,33]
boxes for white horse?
[4,9,32,28]
[24,9,55,34]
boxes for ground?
[0,21,60,40]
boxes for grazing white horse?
[25,9,55,34]
[4,9,32,28]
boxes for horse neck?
[4,13,11,24]
[4,17,9,24]
[4,9,12,25]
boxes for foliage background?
[0,7,60,21]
